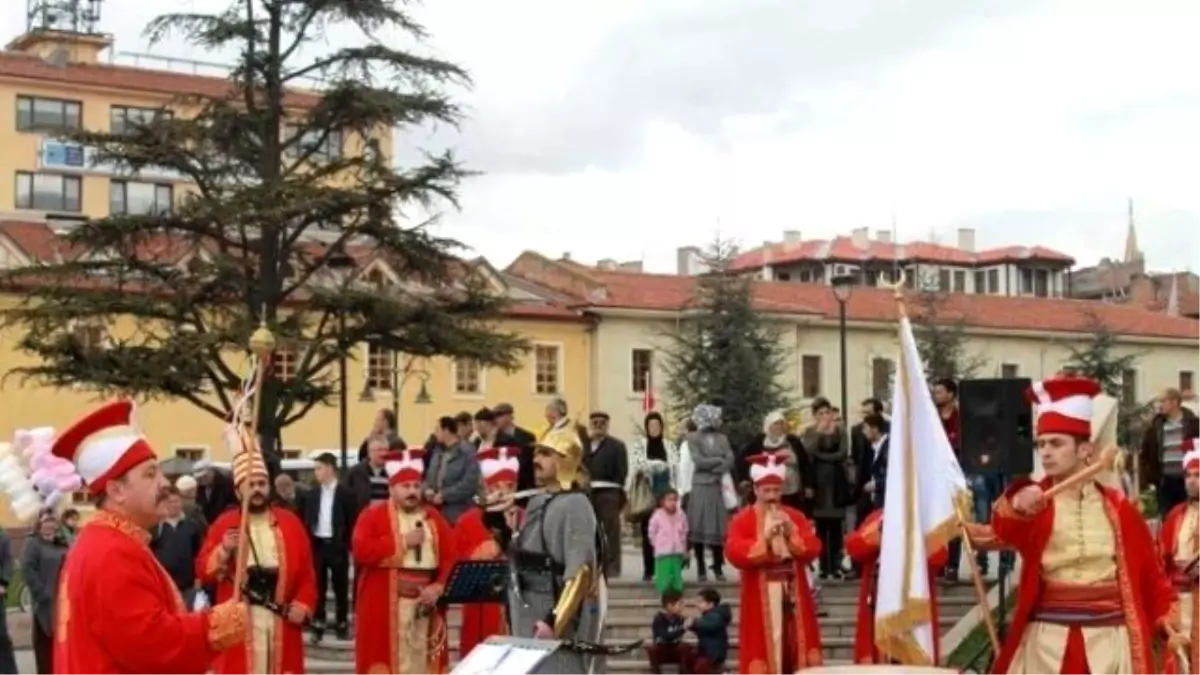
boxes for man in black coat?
[492,402,538,493]
[852,398,885,526]
[306,453,356,642]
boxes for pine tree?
[911,285,985,383]
[0,1,527,450]
[660,238,790,448]
[1061,310,1146,447]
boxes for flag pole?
[884,275,1001,660]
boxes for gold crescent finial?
[883,270,907,300]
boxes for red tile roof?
[731,235,1075,271]
[506,252,1198,340]
[0,220,582,321]
[0,51,321,108]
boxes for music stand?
[439,560,509,605]
[451,636,560,675]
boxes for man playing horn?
[50,401,247,672]
[991,374,1182,673]
[353,449,457,674]
[197,451,316,673]
[508,423,605,674]
[1159,439,1199,671]
[725,450,823,673]
[454,446,525,656]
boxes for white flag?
[874,315,969,665]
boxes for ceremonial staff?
[884,272,1002,660]
[231,318,276,603]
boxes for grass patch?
[5,567,22,609]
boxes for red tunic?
[454,507,513,657]
[725,503,823,674]
[352,501,457,674]
[53,510,245,674]
[990,478,1179,674]
[844,508,949,665]
[1158,501,1198,672]
[195,507,317,674]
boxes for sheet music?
[497,647,548,674]
[451,644,511,675]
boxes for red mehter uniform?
[51,401,244,673]
[1158,443,1198,672]
[353,449,457,674]
[454,446,524,656]
[845,508,949,664]
[196,453,317,674]
[990,376,1180,674]
[725,451,823,674]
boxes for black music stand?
[440,560,509,606]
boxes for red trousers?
[645,643,697,674]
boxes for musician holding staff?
[197,445,315,674]
[1159,439,1199,672]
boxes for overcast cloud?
[5,0,1198,273]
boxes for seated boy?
[645,590,693,673]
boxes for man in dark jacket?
[1141,388,1200,516]
[584,411,629,578]
[150,486,205,606]
[424,416,481,524]
[852,398,885,524]
[356,409,406,462]
[801,398,849,580]
[493,402,538,494]
[344,435,391,517]
[193,460,237,524]
[305,453,355,642]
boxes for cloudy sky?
[6,0,1199,272]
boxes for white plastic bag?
[720,472,738,510]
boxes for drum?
[801,662,960,667]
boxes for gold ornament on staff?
[881,270,1002,662]
[231,316,276,603]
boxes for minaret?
[1123,198,1143,263]
[1166,273,1180,316]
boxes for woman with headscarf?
[683,404,734,582]
[738,410,808,511]
[626,411,679,581]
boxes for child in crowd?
[645,590,694,674]
[648,488,689,594]
[686,587,731,674]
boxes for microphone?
[414,521,424,564]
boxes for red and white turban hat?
[1183,438,1198,472]
[384,449,425,486]
[51,400,157,497]
[478,446,521,488]
[748,451,787,487]
[1027,375,1102,439]
[232,452,269,487]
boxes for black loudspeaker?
[959,378,1035,476]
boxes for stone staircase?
[305,578,982,673]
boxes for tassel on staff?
[230,318,276,604]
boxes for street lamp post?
[327,248,356,469]
[830,274,856,439]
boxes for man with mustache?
[50,401,247,673]
[725,450,823,673]
[197,448,316,674]
[353,448,457,674]
[1159,439,1199,672]
[454,446,525,656]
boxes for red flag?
[642,370,656,413]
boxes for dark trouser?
[592,489,624,578]
[33,619,52,674]
[0,608,16,675]
[692,543,725,578]
[816,517,843,576]
[313,537,350,629]
[646,643,695,673]
[639,515,655,579]
[1158,474,1187,517]
[691,656,723,674]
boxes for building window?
[904,267,917,288]
[776,272,791,281]
[801,355,822,399]
[988,269,1000,294]
[15,172,81,212]
[974,270,985,294]
[952,270,966,293]
[1001,363,1020,379]
[366,344,394,391]
[1034,269,1050,297]
[534,344,560,395]
[872,358,894,399]
[110,105,172,134]
[798,269,813,283]
[1181,371,1194,394]
[1020,268,1033,295]
[284,125,344,162]
[174,447,205,462]
[1121,369,1138,407]
[281,447,302,460]
[110,180,173,215]
[272,346,298,382]
[938,269,951,292]
[630,349,653,393]
[16,96,81,131]
[71,322,105,353]
[454,358,482,395]
[71,490,91,505]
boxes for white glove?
[192,589,210,612]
